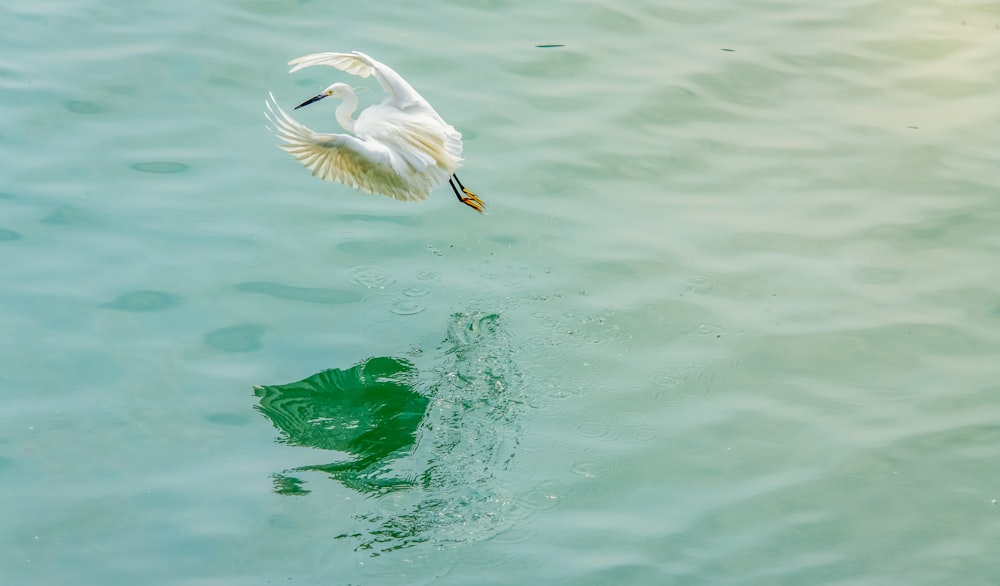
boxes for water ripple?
[129,161,189,174]
[102,290,180,312]
[348,265,396,290]
[204,324,265,352]
[235,281,361,305]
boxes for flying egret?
[265,51,485,213]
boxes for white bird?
[265,51,484,213]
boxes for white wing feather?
[265,93,432,202]
[288,51,428,111]
[289,52,374,78]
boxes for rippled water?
[3,0,1000,584]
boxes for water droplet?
[613,412,646,428]
[570,459,609,478]
[695,323,725,336]
[517,483,563,510]
[651,371,682,389]
[651,365,709,405]
[531,312,560,328]
[415,268,439,281]
[402,285,430,297]
[575,421,622,440]
[348,265,395,289]
[681,274,714,294]
[653,364,705,387]
[682,382,712,400]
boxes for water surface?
[2,0,999,584]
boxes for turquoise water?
[3,0,1000,583]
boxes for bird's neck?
[335,89,359,134]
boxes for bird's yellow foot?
[461,188,485,213]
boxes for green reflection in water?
[254,311,526,554]
[254,356,426,496]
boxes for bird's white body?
[266,51,465,203]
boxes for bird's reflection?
[254,311,526,554]
[254,356,427,496]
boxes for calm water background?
[3,0,1000,583]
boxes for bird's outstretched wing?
[287,51,429,111]
[265,93,431,202]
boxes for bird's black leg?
[450,174,484,213]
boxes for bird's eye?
[325,89,333,95]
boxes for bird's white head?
[294,82,354,110]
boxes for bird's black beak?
[294,94,327,110]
